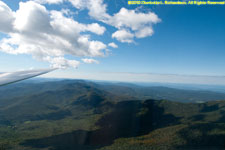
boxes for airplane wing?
[0,68,56,86]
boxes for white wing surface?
[0,68,56,86]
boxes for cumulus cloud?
[82,58,99,64]
[112,30,134,43]
[107,8,160,31]
[44,56,80,68]
[108,8,160,42]
[31,0,160,42]
[0,0,161,68]
[86,23,106,35]
[108,42,118,48]
[66,0,161,43]
[135,27,154,38]
[0,1,107,68]
[34,0,160,43]
[68,0,110,21]
[0,1,15,33]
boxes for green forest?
[0,80,225,150]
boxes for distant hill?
[0,80,225,150]
[96,82,225,102]
[1,79,225,103]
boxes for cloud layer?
[0,0,160,68]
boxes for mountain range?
[0,80,225,150]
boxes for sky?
[0,0,225,84]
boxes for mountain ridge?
[0,80,225,149]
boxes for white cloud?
[82,58,99,64]
[34,0,63,4]
[86,23,106,35]
[68,0,110,21]
[0,1,15,33]
[14,1,51,32]
[108,42,118,48]
[0,0,161,68]
[68,0,85,9]
[112,30,134,43]
[87,0,110,21]
[0,1,107,68]
[135,27,154,38]
[30,0,161,43]
[108,8,160,31]
[44,56,80,68]
[108,8,160,42]
[67,0,161,43]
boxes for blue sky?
[0,0,225,84]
